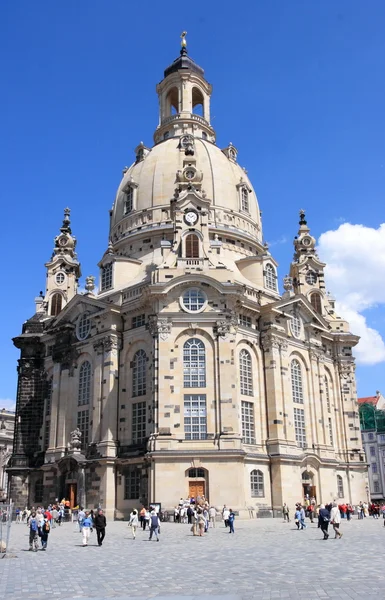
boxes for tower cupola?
[154,32,216,144]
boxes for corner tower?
[44,209,81,316]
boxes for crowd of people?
[11,493,385,552]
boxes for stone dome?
[110,136,262,243]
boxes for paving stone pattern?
[1,517,385,600]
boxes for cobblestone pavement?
[1,516,385,600]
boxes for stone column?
[96,335,120,458]
[214,317,242,449]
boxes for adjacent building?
[358,392,385,502]
[7,39,368,518]
[0,409,15,502]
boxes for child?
[228,509,235,534]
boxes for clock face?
[302,237,311,246]
[184,211,198,226]
[185,169,195,180]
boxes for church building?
[8,39,368,518]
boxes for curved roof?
[111,136,262,240]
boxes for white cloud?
[0,399,16,411]
[318,222,385,365]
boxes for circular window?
[302,237,312,246]
[180,288,207,313]
[55,272,65,285]
[76,313,91,341]
[290,315,302,338]
[306,271,317,285]
[184,168,196,180]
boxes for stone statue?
[69,427,82,452]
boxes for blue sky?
[1,1,385,407]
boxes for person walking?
[28,511,39,552]
[318,504,330,540]
[196,509,206,536]
[299,505,307,529]
[149,510,160,541]
[129,509,139,540]
[77,507,86,532]
[294,506,301,529]
[228,509,235,534]
[94,509,107,546]
[81,512,93,546]
[222,505,230,528]
[282,503,290,522]
[209,506,216,528]
[40,515,51,550]
[330,502,343,539]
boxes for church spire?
[293,209,317,262]
[42,208,81,317]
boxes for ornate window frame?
[123,181,138,215]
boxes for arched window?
[183,338,206,388]
[78,361,91,406]
[240,349,253,396]
[264,264,277,291]
[166,87,178,116]
[192,87,204,116]
[241,187,249,212]
[337,475,344,498]
[132,350,147,397]
[324,376,331,413]
[310,292,322,314]
[185,234,199,258]
[50,293,62,316]
[250,469,264,497]
[291,360,304,404]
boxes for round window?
[55,272,65,285]
[290,315,302,338]
[306,271,317,285]
[180,288,207,313]
[76,313,91,341]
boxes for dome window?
[264,263,277,292]
[124,187,134,215]
[241,187,249,212]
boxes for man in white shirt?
[209,506,217,528]
[222,505,230,528]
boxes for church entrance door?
[189,481,205,500]
[302,484,316,501]
[67,483,77,508]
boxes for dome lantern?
[154,33,215,144]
